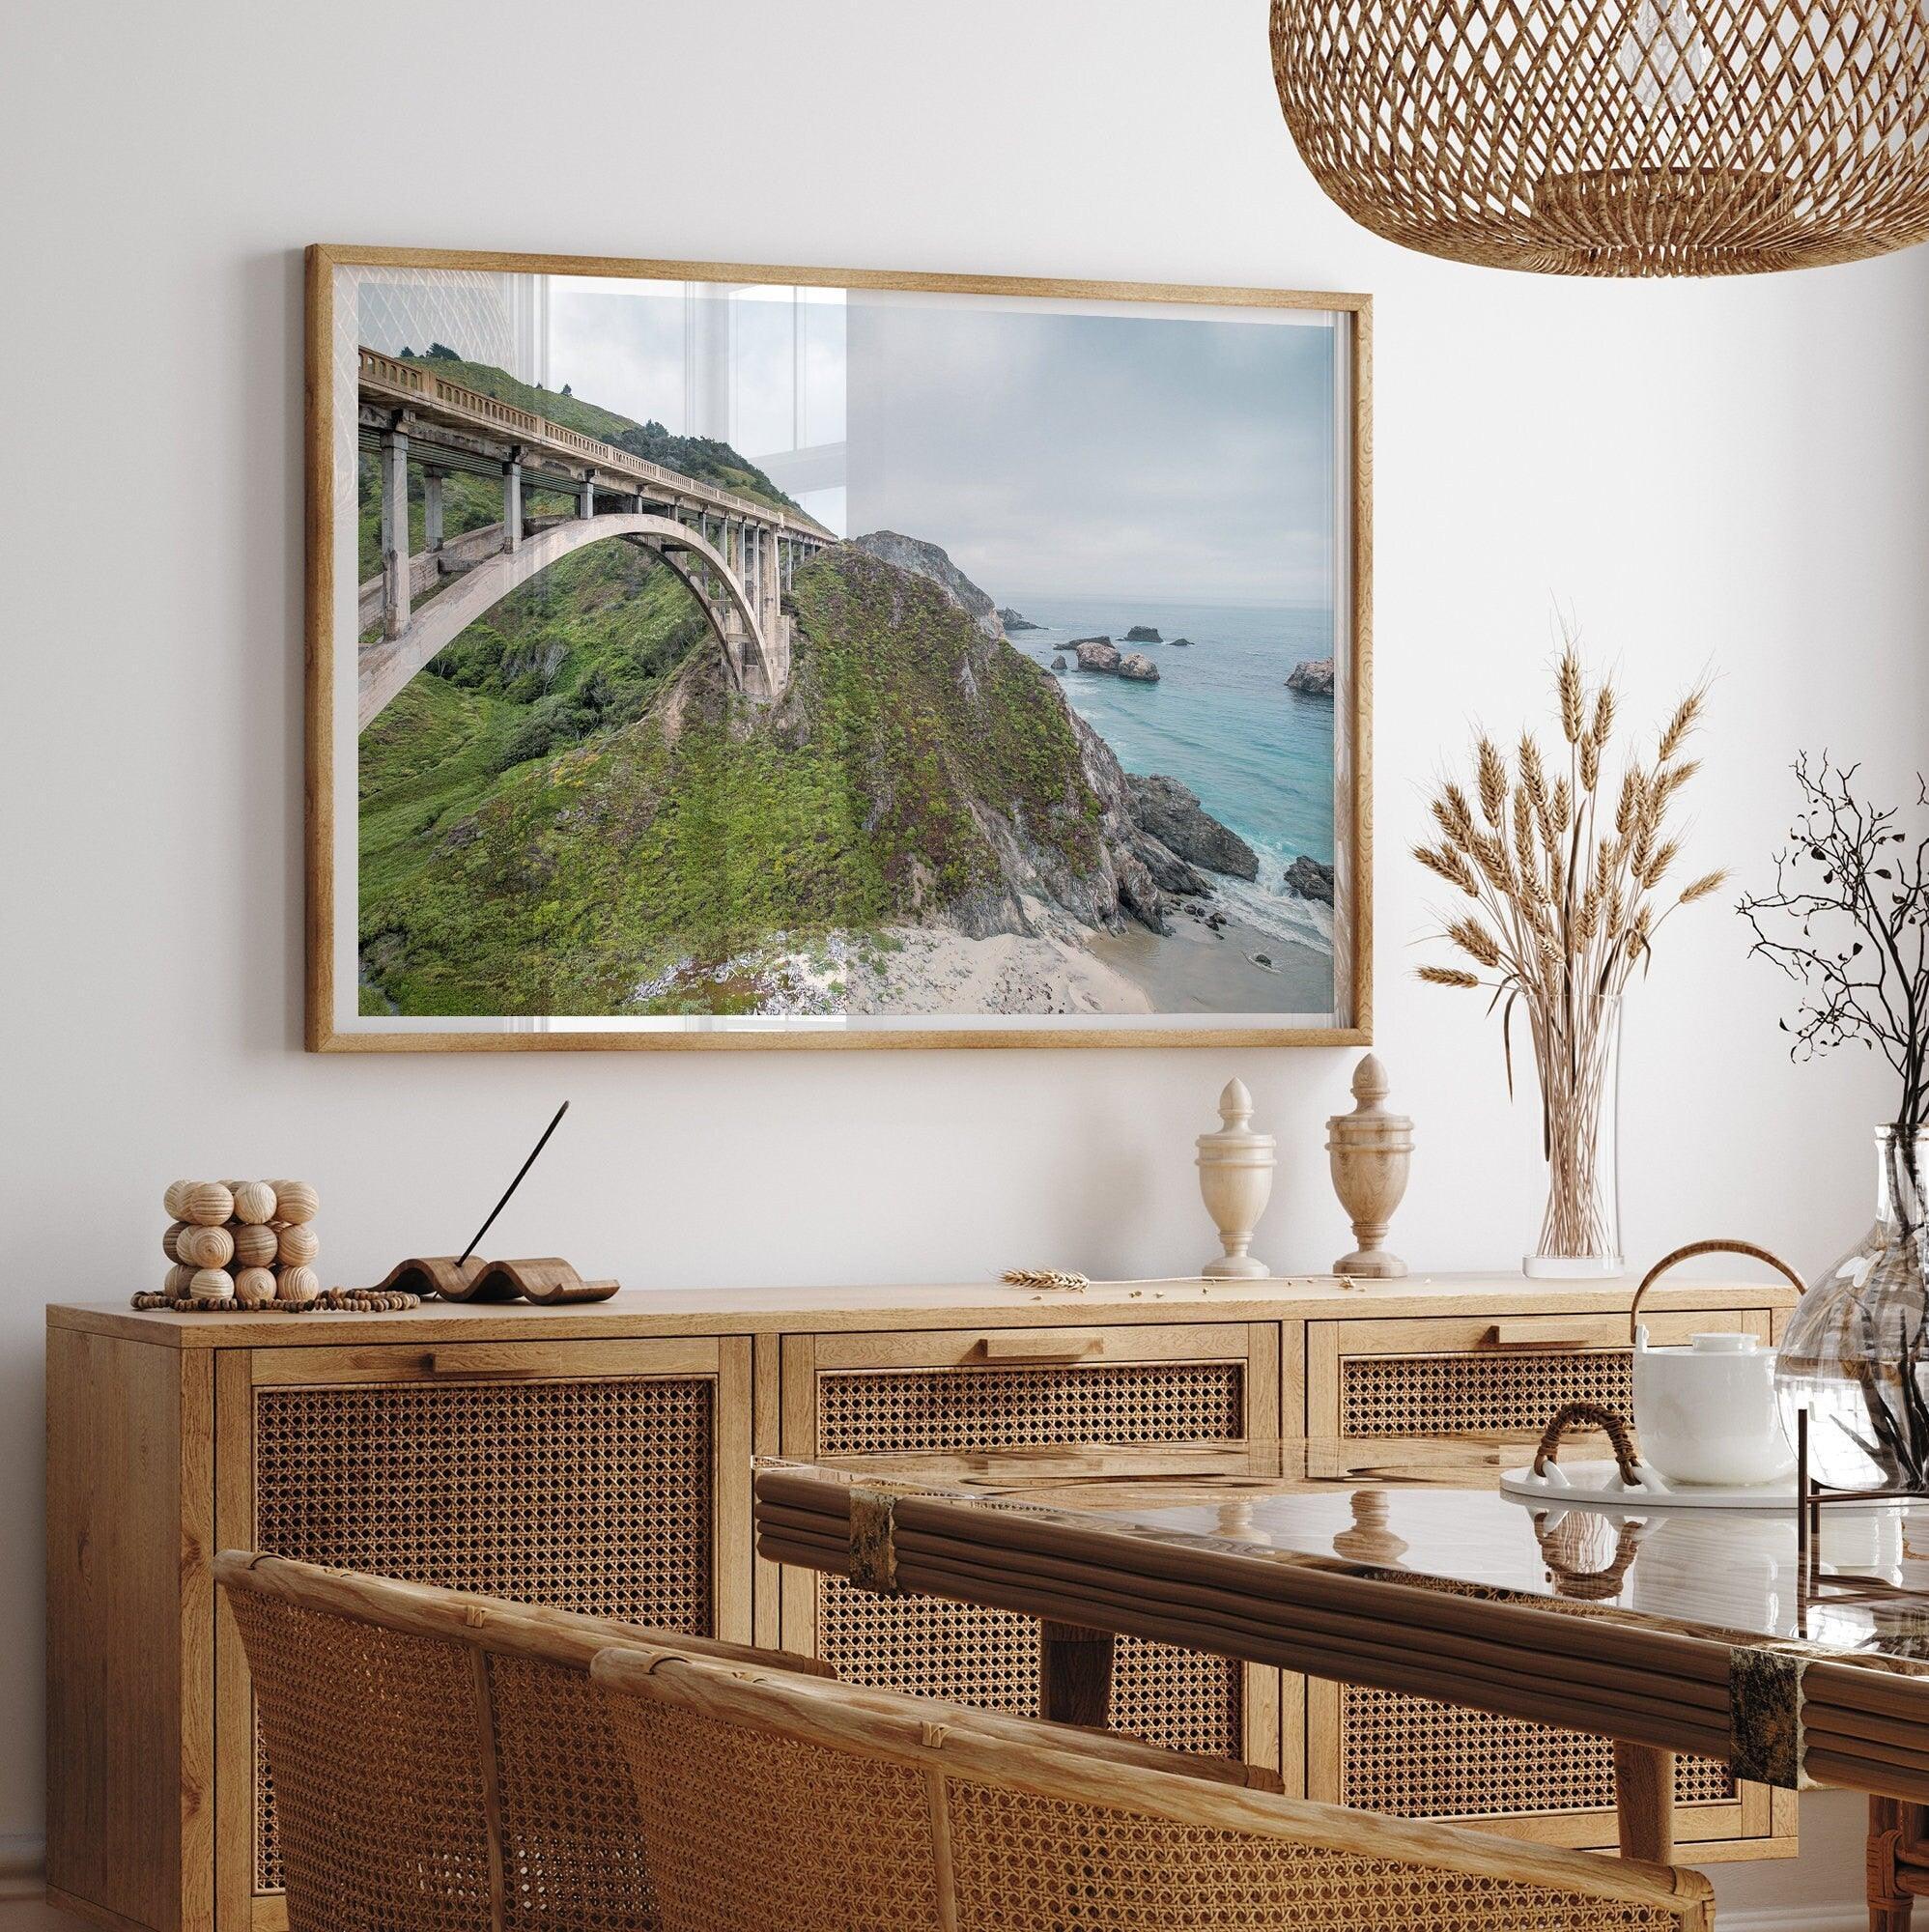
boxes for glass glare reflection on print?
[313,249,1370,1050]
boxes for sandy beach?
[1092,904,1332,1014]
[775,903,1151,1016]
[755,891,1329,1019]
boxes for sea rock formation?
[850,530,1004,641]
[1169,636,1193,647]
[1286,657,1335,697]
[1050,654,1067,671]
[1126,776,1259,882]
[1124,625,1161,642]
[1073,638,1159,683]
[1286,854,1336,903]
[998,607,1039,631]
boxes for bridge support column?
[422,468,445,554]
[379,426,410,640]
[579,479,595,520]
[501,461,523,555]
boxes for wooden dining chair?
[591,1644,1720,1932]
[213,1549,832,1932]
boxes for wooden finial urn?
[1196,1078,1276,1279]
[1325,1054,1414,1278]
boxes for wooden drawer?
[1305,1305,1791,1858]
[214,1337,752,1929]
[776,1321,1281,1776]
[1310,1307,1772,1441]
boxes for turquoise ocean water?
[1002,595,1337,954]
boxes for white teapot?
[1630,1240,1808,1488]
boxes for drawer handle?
[974,1333,1107,1365]
[1478,1323,1598,1351]
[418,1351,542,1378]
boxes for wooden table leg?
[1039,1619,1116,1728]
[1612,1741,1676,1863]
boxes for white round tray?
[1500,1462,1825,1513]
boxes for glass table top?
[756,1436,1929,1667]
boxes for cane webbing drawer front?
[818,1358,1245,1457]
[1323,1310,1767,1443]
[1316,1310,1769,1843]
[1340,1685,1737,1820]
[1340,1346,1633,1438]
[249,1368,716,1897]
[814,1355,1246,1759]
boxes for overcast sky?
[847,298,1334,607]
[545,281,1337,608]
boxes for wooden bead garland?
[130,1179,419,1314]
[282,1287,419,1313]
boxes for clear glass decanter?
[1776,1126,1929,1491]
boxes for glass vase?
[1775,1126,1929,1492]
[1522,993,1623,1278]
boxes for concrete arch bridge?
[355,349,835,730]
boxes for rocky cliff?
[360,542,1261,1012]
[850,530,1005,641]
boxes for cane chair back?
[591,1647,1718,1932]
[213,1550,828,1932]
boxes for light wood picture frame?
[307,245,1372,1052]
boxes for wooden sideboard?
[46,1272,1798,1932]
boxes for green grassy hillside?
[357,548,1105,1016]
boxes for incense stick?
[458,1102,570,1265]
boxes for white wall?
[3,3,1923,1918]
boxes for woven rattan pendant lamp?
[1269,0,1929,273]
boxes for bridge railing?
[358,346,836,543]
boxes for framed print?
[306,245,1371,1051]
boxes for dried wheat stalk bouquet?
[1415,644,1725,1261]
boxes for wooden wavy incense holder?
[366,1255,617,1304]
[355,1103,618,1308]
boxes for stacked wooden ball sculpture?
[141,1180,326,1310]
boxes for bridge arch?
[356,513,782,730]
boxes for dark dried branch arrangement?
[1745,759,1929,1488]
[1414,639,1723,1256]
[1842,1297,1929,1488]
[1738,755,1928,1200]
